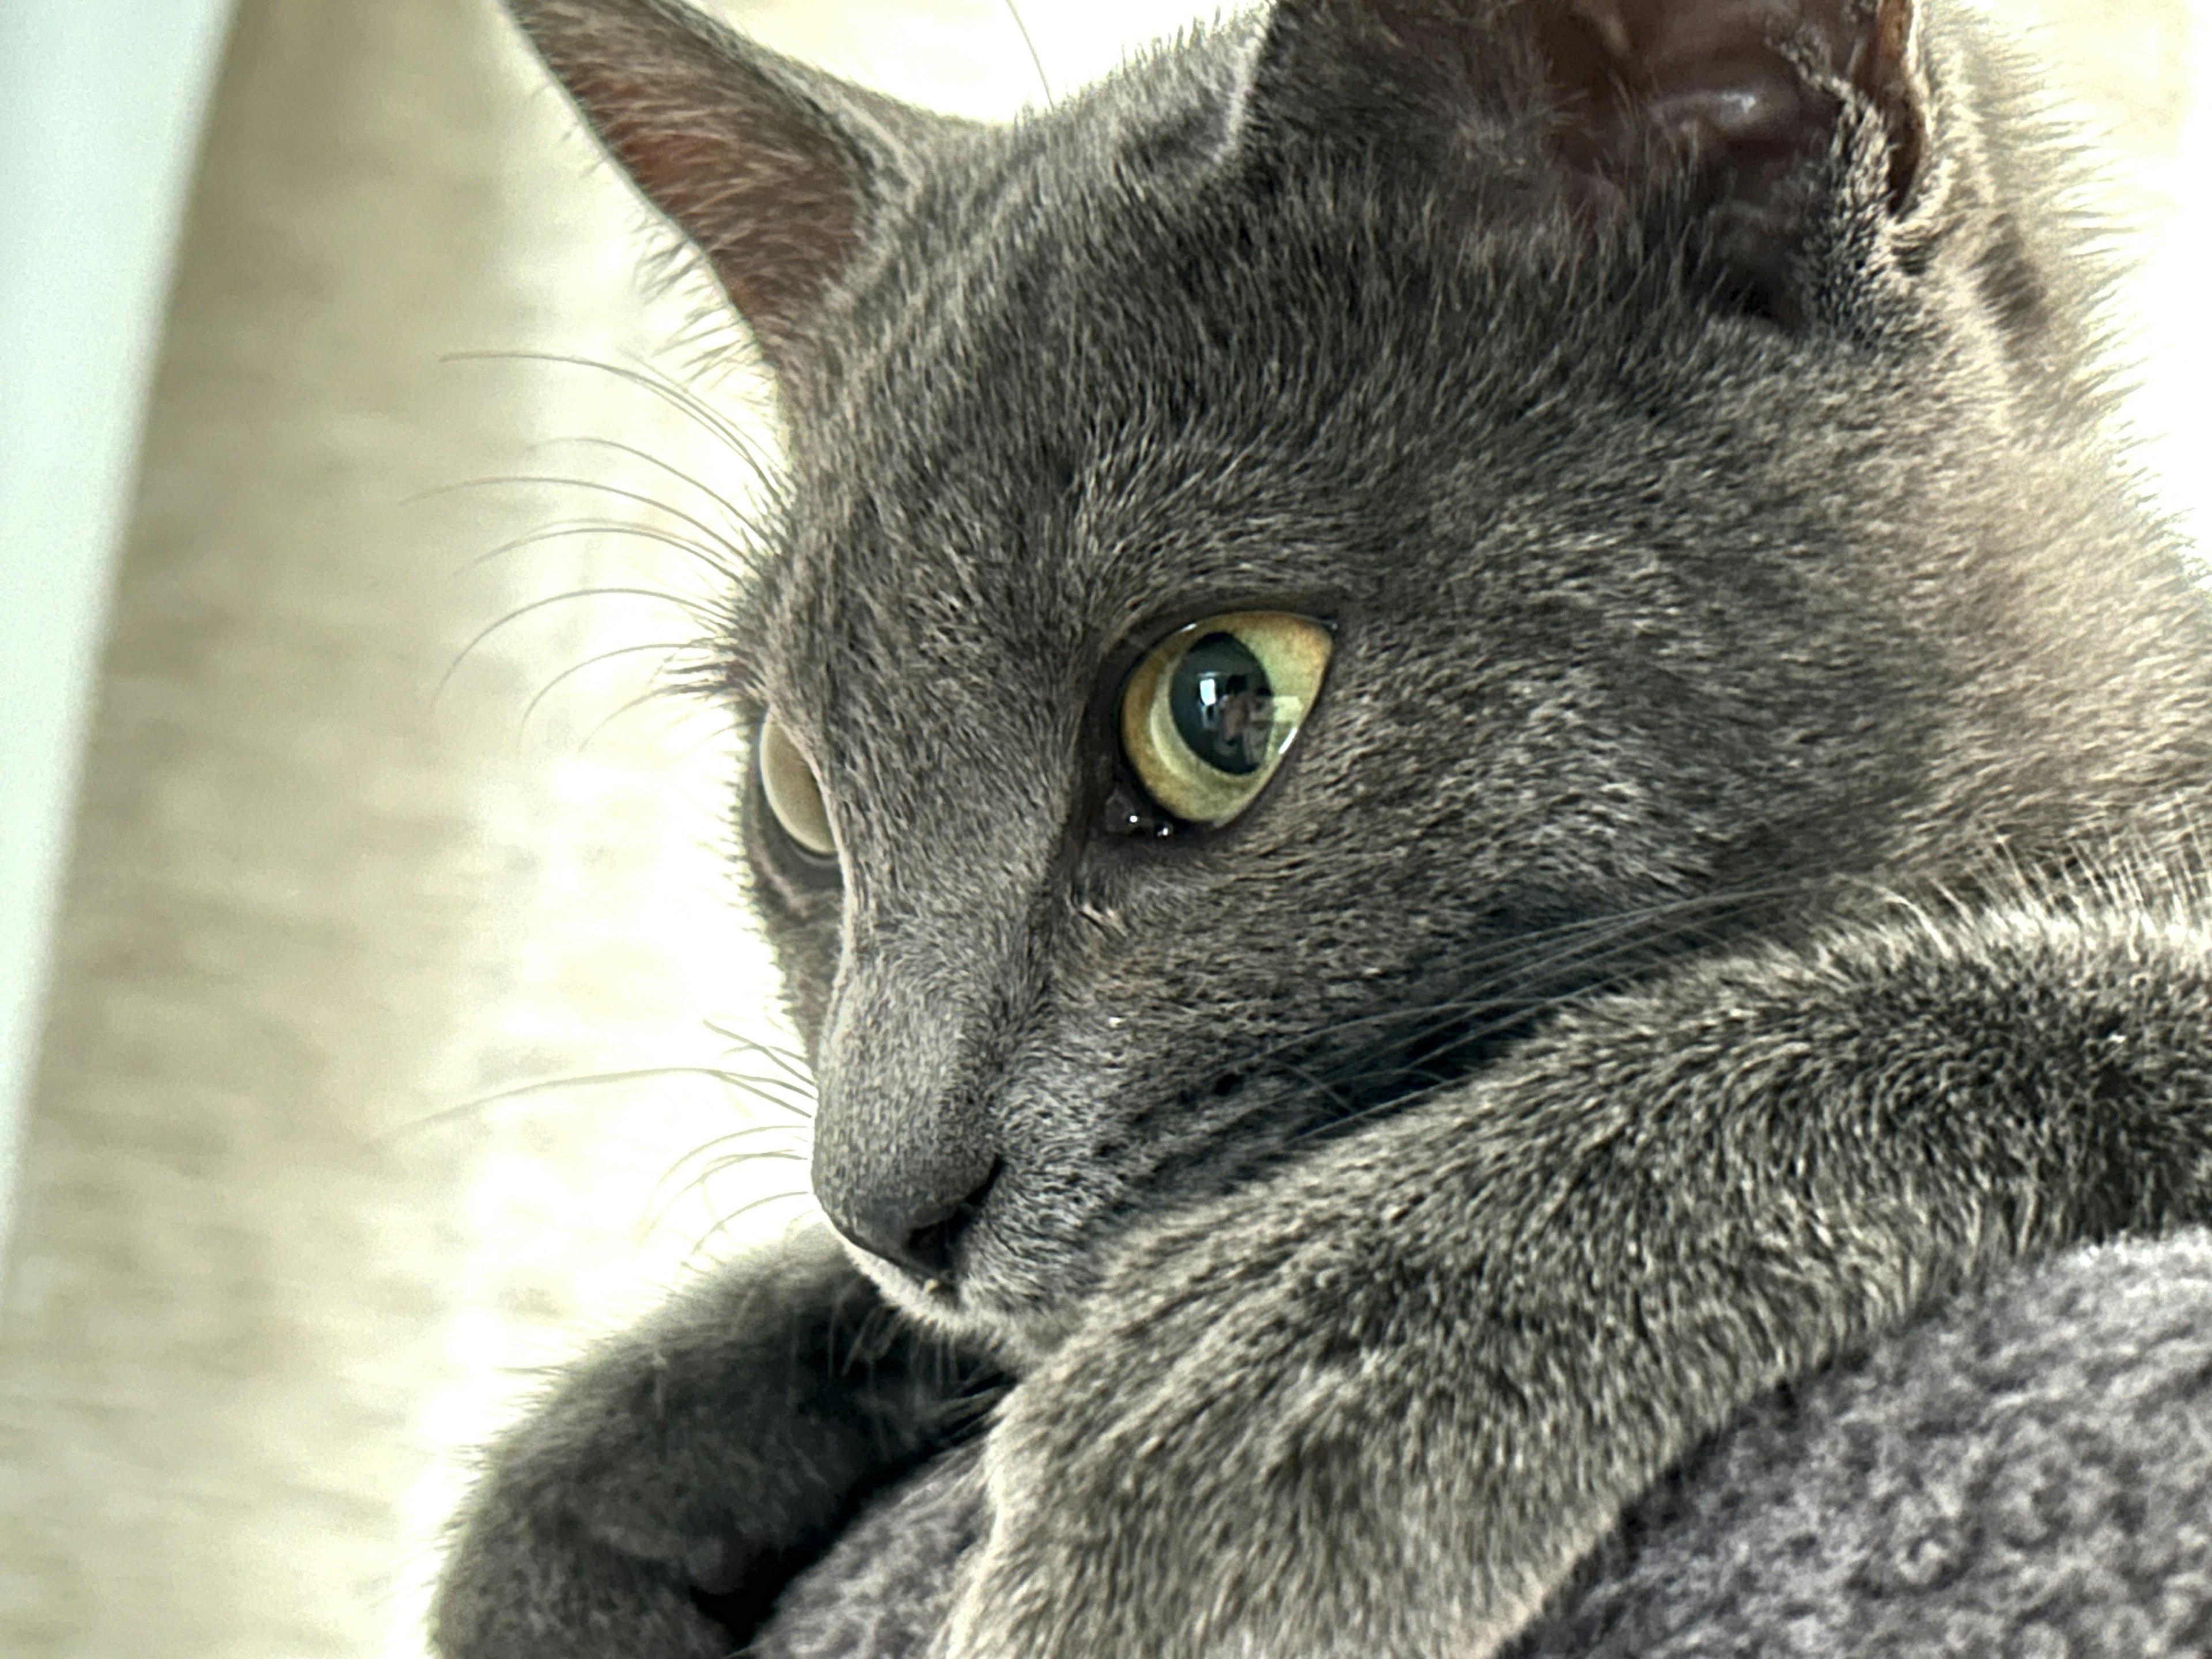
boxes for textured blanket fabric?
[749,1233,2212,1658]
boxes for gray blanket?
[751,1233,2212,1657]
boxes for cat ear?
[505,0,931,382]
[1243,0,1927,315]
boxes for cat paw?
[937,1164,1542,1659]
[938,1212,1368,1658]
[430,1230,992,1658]
[429,1349,845,1659]
[433,1508,760,1659]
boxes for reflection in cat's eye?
[758,713,836,858]
[1120,612,1332,827]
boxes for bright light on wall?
[0,1,240,1271]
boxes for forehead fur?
[743,28,1967,779]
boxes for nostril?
[900,1158,1001,1281]
[899,1218,960,1281]
[825,1158,1002,1285]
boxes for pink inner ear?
[562,58,861,354]
[507,1,896,381]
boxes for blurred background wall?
[0,0,239,1267]
[0,2,2203,1656]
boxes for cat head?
[505,0,2207,1359]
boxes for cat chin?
[840,1232,1099,1369]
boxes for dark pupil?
[1170,632,1274,776]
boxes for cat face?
[507,0,2198,1357]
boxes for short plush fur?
[748,1231,2212,1658]
[433,2,2212,1655]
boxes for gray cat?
[432,1,2212,1655]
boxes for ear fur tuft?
[503,0,922,379]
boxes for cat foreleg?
[943,902,2212,1658]
[433,1226,999,1659]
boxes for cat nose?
[820,1156,1001,1284]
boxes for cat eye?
[757,713,836,859]
[1118,612,1333,828]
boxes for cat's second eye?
[758,713,836,859]
[1119,612,1333,828]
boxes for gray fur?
[434,1,2212,1656]
[751,1443,984,1659]
[1509,1229,2212,1658]
[749,1229,2212,1659]
[431,1229,995,1658]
